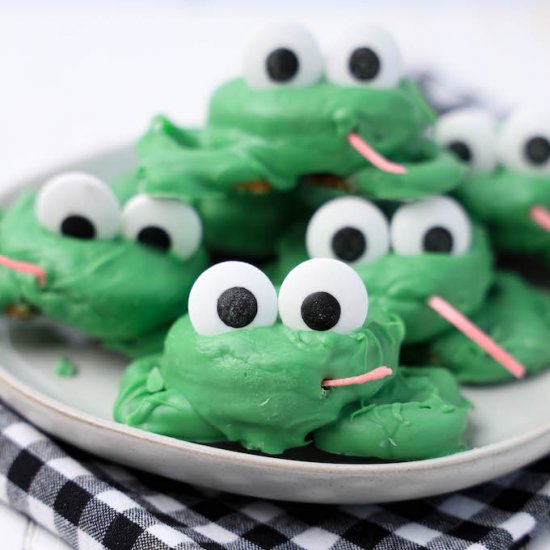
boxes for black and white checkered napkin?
[0,401,548,550]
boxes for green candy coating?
[114,355,224,441]
[296,147,464,209]
[131,77,464,258]
[162,316,403,454]
[456,169,550,261]
[188,190,301,260]
[116,314,405,455]
[55,356,78,378]
[315,366,470,460]
[429,272,550,383]
[125,117,303,259]
[137,79,463,196]
[203,78,445,189]
[115,313,471,459]
[272,217,550,384]
[271,224,494,343]
[0,190,208,356]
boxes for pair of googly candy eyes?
[35,173,202,260]
[306,196,472,266]
[188,259,368,337]
[244,23,402,90]
[436,108,550,176]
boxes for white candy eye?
[243,23,323,90]
[326,26,402,88]
[497,109,550,174]
[36,172,120,240]
[278,258,368,333]
[435,109,497,174]
[306,197,389,265]
[121,195,202,260]
[188,262,277,336]
[391,196,471,256]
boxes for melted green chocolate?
[120,146,302,260]
[0,190,208,356]
[456,169,550,261]
[114,355,224,441]
[116,313,405,454]
[55,356,78,378]
[271,225,493,343]
[429,272,550,383]
[162,316,404,454]
[135,78,462,211]
[128,76,465,258]
[296,147,464,209]
[115,312,471,459]
[315,366,470,460]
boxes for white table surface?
[0,1,549,547]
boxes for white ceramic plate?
[0,148,549,505]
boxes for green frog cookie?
[115,259,469,460]
[0,172,208,356]
[126,24,464,259]
[271,195,550,383]
[436,108,550,263]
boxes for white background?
[0,0,549,188]
[0,0,549,547]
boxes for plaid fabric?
[0,402,548,550]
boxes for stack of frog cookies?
[1,23,548,461]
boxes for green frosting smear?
[271,224,494,343]
[315,366,470,460]
[456,169,550,261]
[0,189,208,356]
[428,272,550,383]
[55,356,78,378]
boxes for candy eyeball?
[497,109,550,175]
[391,196,471,256]
[326,25,402,88]
[306,197,390,265]
[435,108,498,174]
[36,172,120,240]
[243,23,323,90]
[121,195,202,260]
[278,258,368,333]
[188,262,277,336]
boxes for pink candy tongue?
[0,255,46,286]
[347,132,407,175]
[322,366,393,388]
[428,295,525,379]
[530,205,550,233]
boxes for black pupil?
[349,47,381,81]
[217,287,258,328]
[137,226,171,252]
[266,48,299,82]
[301,291,341,331]
[524,136,550,165]
[447,141,472,163]
[331,227,367,262]
[423,226,454,253]
[61,215,95,240]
